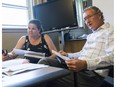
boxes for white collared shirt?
[68,23,114,77]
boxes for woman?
[2,19,57,63]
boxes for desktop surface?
[2,66,71,87]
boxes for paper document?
[24,53,45,59]
[52,50,70,60]
[2,63,48,76]
[2,59,29,68]
[13,49,45,57]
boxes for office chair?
[100,66,114,87]
[73,65,114,87]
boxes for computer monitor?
[33,0,78,31]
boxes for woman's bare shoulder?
[44,34,52,41]
[17,35,26,43]
[19,35,26,40]
[44,34,50,38]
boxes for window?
[2,0,29,29]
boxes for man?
[38,6,114,87]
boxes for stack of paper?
[13,49,45,58]
[24,53,45,59]
[2,59,29,68]
[2,63,48,76]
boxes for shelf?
[42,26,83,34]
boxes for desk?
[2,67,71,87]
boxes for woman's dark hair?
[28,19,43,33]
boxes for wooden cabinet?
[64,39,86,53]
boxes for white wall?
[92,0,114,26]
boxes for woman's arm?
[2,36,26,61]
[44,34,57,58]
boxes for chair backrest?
[108,66,114,77]
[96,65,114,77]
[100,66,114,87]
[73,65,114,87]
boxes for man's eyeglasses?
[84,12,99,22]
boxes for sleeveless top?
[23,35,51,57]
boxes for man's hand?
[59,50,68,56]
[65,59,87,72]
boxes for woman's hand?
[65,59,87,72]
[2,51,16,61]
[2,54,9,61]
